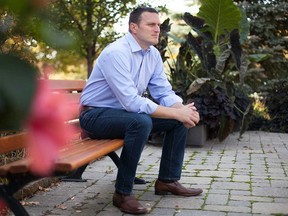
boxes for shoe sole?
[155,190,202,196]
[113,201,148,214]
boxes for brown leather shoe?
[113,192,148,214]
[155,179,203,196]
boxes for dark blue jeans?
[79,107,188,195]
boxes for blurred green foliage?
[0,54,37,130]
[0,0,78,130]
[234,0,288,91]
[48,0,137,77]
[249,79,288,133]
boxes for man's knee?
[129,113,152,132]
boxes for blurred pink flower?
[0,198,8,216]
[25,79,76,176]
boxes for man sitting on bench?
[79,6,203,215]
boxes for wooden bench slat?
[0,158,31,177]
[59,139,111,158]
[64,93,81,104]
[0,164,11,176]
[0,159,30,176]
[0,133,26,154]
[0,139,124,176]
[48,80,86,91]
[0,129,81,155]
[56,139,124,172]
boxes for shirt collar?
[125,32,151,53]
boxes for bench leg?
[61,164,89,182]
[0,186,29,216]
[106,152,146,184]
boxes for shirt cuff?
[159,95,183,107]
[139,98,158,114]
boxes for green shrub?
[249,79,288,133]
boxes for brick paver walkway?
[23,131,288,215]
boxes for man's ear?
[129,23,137,34]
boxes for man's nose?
[155,25,160,32]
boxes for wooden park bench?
[0,79,145,216]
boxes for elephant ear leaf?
[197,0,242,43]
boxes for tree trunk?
[87,47,94,78]
[86,0,93,78]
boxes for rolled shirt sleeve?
[147,56,183,107]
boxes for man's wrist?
[171,102,183,109]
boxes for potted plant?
[181,0,252,143]
[152,0,252,146]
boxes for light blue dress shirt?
[80,32,183,114]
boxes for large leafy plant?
[182,0,252,141]
[183,0,248,81]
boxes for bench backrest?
[0,79,86,155]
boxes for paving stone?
[208,189,230,195]
[219,164,250,170]
[252,181,272,188]
[198,170,232,178]
[212,181,250,191]
[23,194,68,208]
[252,202,288,214]
[156,196,204,209]
[230,195,273,202]
[270,179,288,187]
[230,190,251,196]
[205,194,229,205]
[274,197,288,203]
[252,186,288,198]
[180,176,212,185]
[232,175,251,182]
[227,213,264,216]
[139,191,162,202]
[149,207,179,215]
[23,206,54,216]
[92,207,122,216]
[177,209,226,216]
[234,170,251,176]
[228,200,251,208]
[185,164,218,171]
[204,204,251,213]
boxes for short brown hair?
[129,6,158,25]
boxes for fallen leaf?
[21,201,40,206]
[56,204,67,210]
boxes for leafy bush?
[234,0,288,91]
[249,79,288,133]
[187,80,235,141]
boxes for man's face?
[130,12,161,50]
